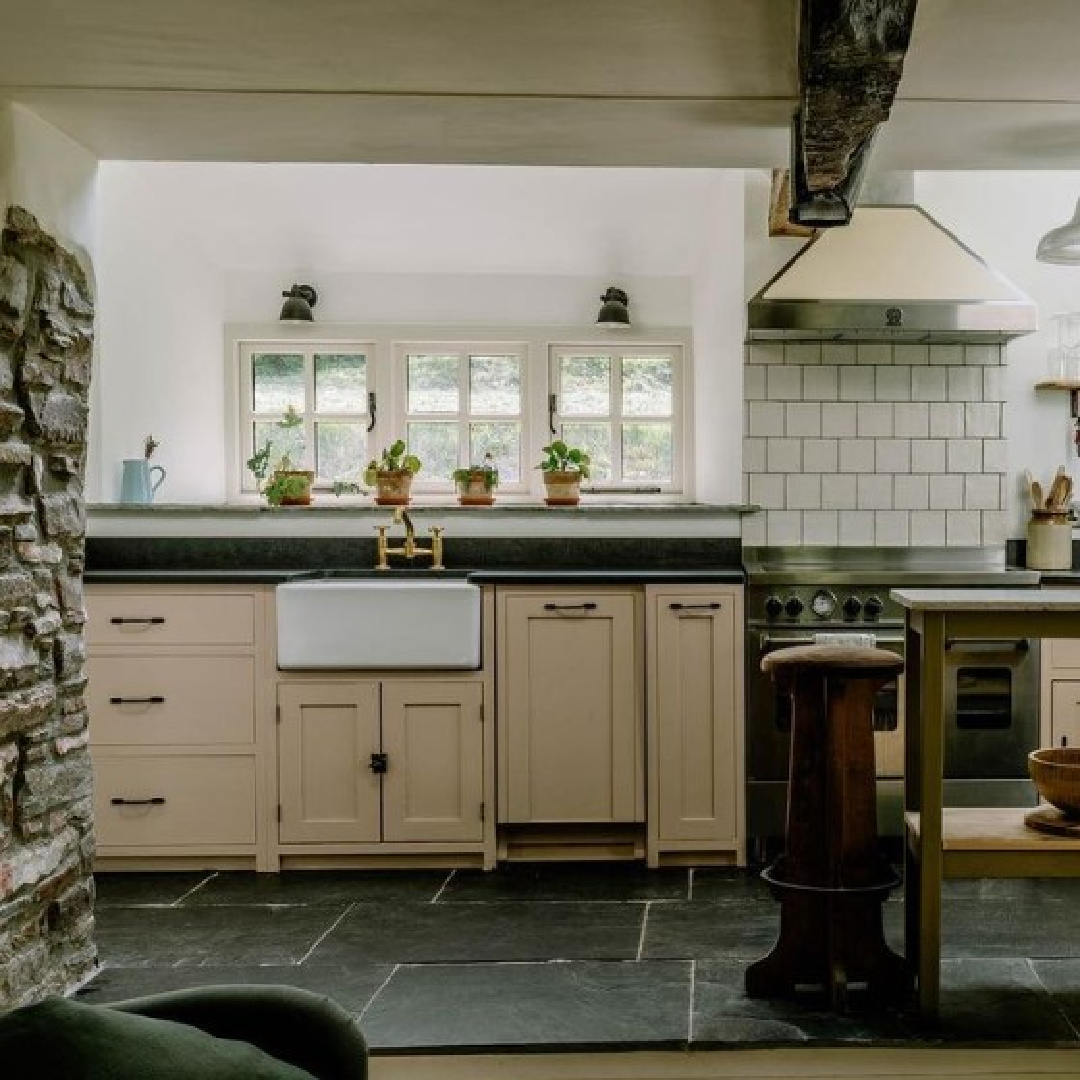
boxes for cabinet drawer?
[87,592,255,647]
[93,754,256,848]
[89,656,255,745]
[1047,638,1080,670]
[1051,680,1080,748]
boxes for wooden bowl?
[1029,746,1080,818]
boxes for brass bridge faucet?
[375,508,444,570]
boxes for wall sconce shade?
[596,286,631,328]
[280,284,318,321]
[1037,201,1080,265]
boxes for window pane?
[622,357,673,417]
[314,354,367,413]
[559,355,610,415]
[253,420,305,471]
[407,422,459,482]
[252,354,304,413]
[561,422,611,483]
[470,422,521,484]
[470,355,521,415]
[316,422,365,483]
[622,422,673,483]
[408,354,459,413]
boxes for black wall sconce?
[280,284,318,322]
[596,286,631,328]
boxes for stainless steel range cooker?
[744,547,1041,848]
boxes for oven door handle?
[944,637,1030,652]
[756,633,905,651]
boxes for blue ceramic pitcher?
[120,459,166,504]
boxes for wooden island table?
[893,587,1080,1016]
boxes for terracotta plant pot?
[274,469,314,506]
[542,469,582,506]
[374,469,414,505]
[455,469,497,506]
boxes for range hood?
[748,205,1037,343]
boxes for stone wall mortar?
[0,207,96,1010]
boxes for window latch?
[367,391,377,433]
[548,393,558,436]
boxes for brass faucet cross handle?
[375,508,444,570]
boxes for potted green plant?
[246,405,314,506]
[363,440,422,505]
[452,454,499,506]
[537,439,591,506]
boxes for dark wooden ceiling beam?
[790,0,918,226]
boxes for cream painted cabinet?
[646,585,744,867]
[277,679,486,847]
[497,588,643,824]
[1041,638,1080,748]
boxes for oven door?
[745,628,905,782]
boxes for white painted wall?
[916,172,1080,537]
[93,163,747,508]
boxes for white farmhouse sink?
[276,577,482,670]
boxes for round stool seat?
[762,644,904,679]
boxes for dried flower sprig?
[144,435,160,459]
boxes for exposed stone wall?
[0,206,96,1009]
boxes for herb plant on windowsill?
[537,440,591,506]
[452,454,499,506]
[246,405,314,506]
[363,440,422,505]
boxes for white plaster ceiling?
[1,0,1079,168]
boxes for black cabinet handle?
[543,602,597,612]
[109,696,166,705]
[369,753,388,774]
[110,797,165,806]
[669,602,721,611]
[109,617,166,625]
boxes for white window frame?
[233,339,376,496]
[392,341,531,494]
[547,344,684,495]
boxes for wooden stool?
[745,644,911,1010]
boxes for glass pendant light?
[1036,201,1080,265]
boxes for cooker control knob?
[764,595,783,620]
[842,595,863,621]
[864,595,884,621]
[784,595,804,619]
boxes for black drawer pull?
[543,602,598,612]
[370,753,388,774]
[109,617,166,625]
[669,602,721,611]
[109,696,166,705]
[110,796,166,806]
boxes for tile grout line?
[359,963,400,1022]
[687,958,696,1044]
[1027,958,1080,1040]
[295,901,356,965]
[430,869,455,904]
[635,900,651,961]
[171,872,219,907]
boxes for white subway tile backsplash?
[839,439,876,473]
[802,438,839,473]
[802,511,839,545]
[929,402,965,438]
[786,474,822,509]
[744,437,766,473]
[876,367,912,401]
[744,365,766,400]
[894,343,929,366]
[946,510,982,546]
[803,366,839,401]
[983,366,1005,402]
[965,402,1001,438]
[767,510,803,545]
[786,402,822,437]
[947,439,983,473]
[929,474,963,509]
[894,402,930,438]
[894,474,929,509]
[857,402,893,437]
[855,342,892,365]
[767,365,802,400]
[982,510,1008,547]
[910,511,946,546]
[839,510,876,545]
[822,402,858,437]
[785,341,822,365]
[748,401,785,437]
[749,473,785,509]
[911,440,947,473]
[965,344,1001,366]
[822,473,857,509]
[741,513,767,546]
[875,439,911,473]
[929,344,964,366]
[840,367,876,401]
[912,368,947,401]
[857,474,893,510]
[822,341,857,365]
[767,438,802,472]
[983,439,1007,474]
[964,473,1001,510]
[948,367,982,402]
[875,511,910,547]
[748,340,786,365]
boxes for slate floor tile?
[692,959,916,1046]
[94,871,214,908]
[75,962,393,1017]
[691,867,774,903]
[359,960,692,1050]
[307,900,644,965]
[93,903,347,967]
[442,863,688,903]
[942,878,1080,903]
[942,900,1080,958]
[641,901,782,961]
[1031,959,1080,1037]
[184,869,449,906]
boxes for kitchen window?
[238,342,373,494]
[549,346,682,493]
